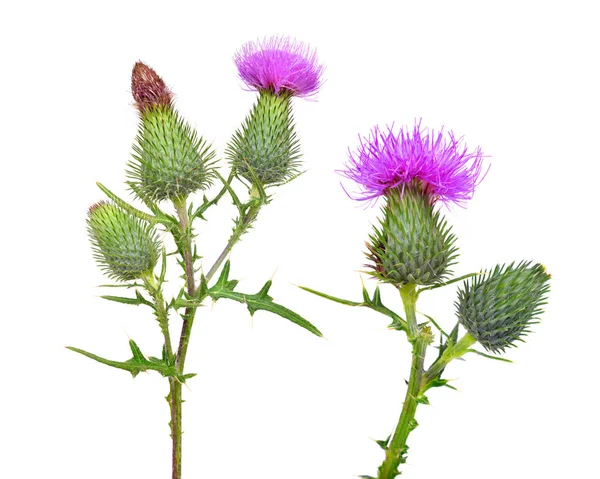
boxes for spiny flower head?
[456,262,551,353]
[342,122,486,205]
[131,61,173,113]
[234,36,324,98]
[87,201,161,282]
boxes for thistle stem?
[170,196,198,479]
[168,188,263,479]
[421,332,476,390]
[378,284,428,479]
[205,188,262,282]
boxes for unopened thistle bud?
[456,262,551,353]
[367,184,457,285]
[227,36,323,186]
[87,201,161,282]
[128,62,216,202]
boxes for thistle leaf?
[100,290,153,307]
[206,261,322,337]
[67,340,193,382]
[299,284,408,333]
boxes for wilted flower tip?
[131,61,173,112]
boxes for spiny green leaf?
[67,341,193,382]
[100,291,153,307]
[418,272,482,292]
[467,348,513,363]
[96,182,155,223]
[192,170,235,220]
[299,284,408,333]
[207,261,322,337]
[374,435,391,450]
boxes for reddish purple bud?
[234,36,324,98]
[131,61,173,112]
[341,122,487,206]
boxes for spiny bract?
[456,261,551,353]
[128,106,216,202]
[367,184,458,285]
[87,201,161,282]
[226,92,300,186]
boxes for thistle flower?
[127,62,216,202]
[456,262,551,353]
[342,123,486,205]
[87,201,161,282]
[234,35,324,98]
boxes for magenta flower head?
[342,122,486,205]
[234,35,324,98]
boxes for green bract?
[227,91,300,186]
[128,106,216,202]
[367,185,458,286]
[456,261,551,353]
[87,201,161,282]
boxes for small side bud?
[87,201,161,282]
[131,61,173,112]
[366,184,458,286]
[456,262,551,353]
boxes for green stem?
[142,271,180,479]
[421,332,477,390]
[205,187,262,282]
[379,331,429,479]
[142,272,173,359]
[171,196,197,479]
[377,283,428,479]
[168,187,263,479]
[399,283,418,340]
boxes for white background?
[1,1,598,478]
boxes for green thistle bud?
[366,184,458,286]
[87,201,161,282]
[128,62,216,203]
[226,91,300,186]
[456,262,551,353]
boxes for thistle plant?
[302,122,551,478]
[70,36,323,479]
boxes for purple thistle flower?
[234,36,324,98]
[341,122,487,205]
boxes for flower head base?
[367,184,458,286]
[342,123,486,205]
[131,61,173,113]
[234,36,324,98]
